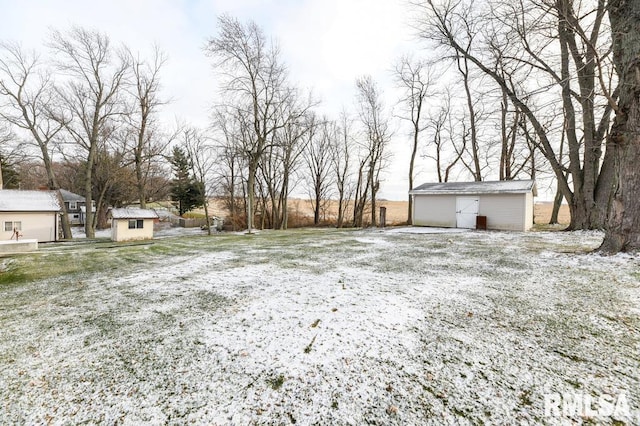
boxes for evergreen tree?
[169,146,203,216]
[0,153,19,189]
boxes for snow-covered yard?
[1,228,638,424]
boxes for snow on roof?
[0,190,61,212]
[110,208,159,219]
[59,189,85,202]
[410,180,537,196]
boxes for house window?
[4,221,22,232]
[69,201,77,210]
[128,219,144,229]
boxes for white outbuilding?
[109,208,158,242]
[0,189,61,242]
[409,180,537,231]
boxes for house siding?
[477,194,527,231]
[412,192,535,231]
[0,212,58,242]
[413,195,457,227]
[112,218,155,242]
[65,202,84,225]
[525,192,534,229]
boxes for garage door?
[456,197,478,228]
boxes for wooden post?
[379,207,387,228]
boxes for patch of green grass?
[183,212,205,219]
[266,374,285,390]
[192,291,229,313]
[0,269,27,285]
[491,257,530,270]
[304,335,317,353]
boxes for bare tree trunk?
[0,44,73,239]
[247,163,256,233]
[600,0,640,252]
[457,54,482,181]
[550,186,564,225]
[43,153,72,239]
[393,56,430,225]
[202,191,211,236]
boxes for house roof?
[0,190,61,212]
[59,189,85,202]
[110,208,159,220]
[410,180,537,196]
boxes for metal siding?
[0,212,58,242]
[524,192,534,230]
[478,194,526,231]
[413,194,457,227]
[113,218,155,242]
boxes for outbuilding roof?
[0,189,61,212]
[410,180,537,196]
[109,208,159,220]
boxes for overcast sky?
[0,0,448,200]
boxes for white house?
[0,190,61,242]
[409,180,537,231]
[109,208,158,242]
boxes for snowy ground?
[1,228,639,425]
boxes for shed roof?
[59,189,85,202]
[110,208,159,219]
[410,180,537,196]
[0,190,61,212]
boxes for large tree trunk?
[41,151,72,239]
[408,121,418,225]
[136,161,146,210]
[84,146,96,239]
[246,162,256,233]
[202,192,212,236]
[550,187,564,225]
[600,0,640,252]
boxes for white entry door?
[456,197,479,228]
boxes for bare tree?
[48,27,129,238]
[418,0,616,230]
[0,122,16,188]
[352,142,371,227]
[393,55,434,224]
[304,116,335,226]
[183,128,216,235]
[355,75,392,227]
[206,15,291,233]
[259,95,315,230]
[424,89,466,183]
[331,110,354,228]
[278,107,315,229]
[91,139,137,229]
[600,0,640,252]
[126,45,169,209]
[455,51,482,181]
[0,42,74,238]
[211,106,246,230]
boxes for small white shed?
[109,208,158,242]
[409,180,537,231]
[0,190,61,242]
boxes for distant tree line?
[0,1,637,251]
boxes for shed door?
[456,197,479,228]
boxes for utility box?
[476,215,487,230]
